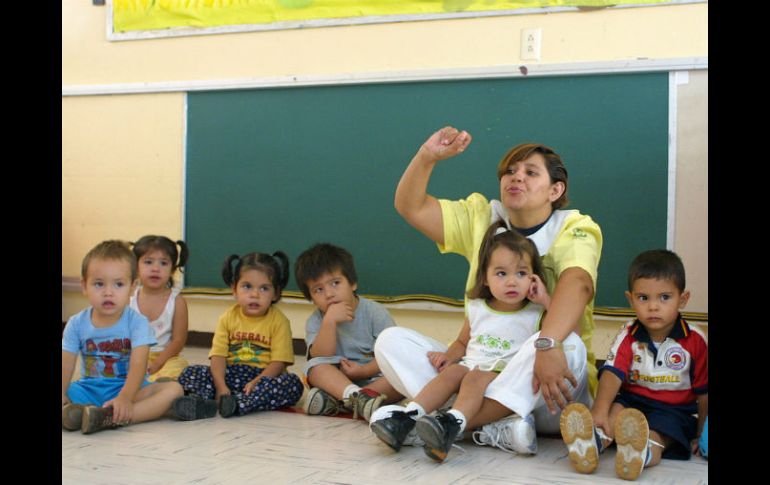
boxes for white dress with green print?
[461,299,543,372]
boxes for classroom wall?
[62,1,708,356]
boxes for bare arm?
[148,294,189,373]
[308,302,354,358]
[106,345,150,424]
[62,351,77,406]
[428,317,471,372]
[533,267,595,412]
[394,127,472,245]
[590,371,623,437]
[210,355,230,399]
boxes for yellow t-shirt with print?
[438,192,602,396]
[209,304,294,368]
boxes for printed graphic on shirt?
[664,347,687,371]
[82,337,133,378]
[230,340,265,364]
[475,334,514,353]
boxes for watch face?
[535,338,553,349]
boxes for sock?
[644,444,653,466]
[404,401,426,420]
[342,384,361,400]
[447,409,467,434]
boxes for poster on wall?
[109,0,702,41]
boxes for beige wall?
[62,1,708,356]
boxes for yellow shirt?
[438,192,602,396]
[209,304,294,368]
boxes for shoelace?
[437,414,467,454]
[472,427,517,454]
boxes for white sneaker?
[472,413,537,455]
[614,408,652,481]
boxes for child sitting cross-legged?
[295,243,404,422]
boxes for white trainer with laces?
[472,413,538,455]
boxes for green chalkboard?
[185,72,668,308]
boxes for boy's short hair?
[81,240,137,281]
[294,243,358,300]
[627,249,686,293]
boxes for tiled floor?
[62,347,708,484]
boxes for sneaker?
[370,407,418,452]
[560,402,605,474]
[173,395,218,421]
[416,411,463,462]
[473,413,538,455]
[303,387,342,416]
[614,408,650,481]
[62,403,85,431]
[219,394,238,418]
[81,405,119,434]
[345,388,387,422]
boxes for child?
[130,235,190,382]
[560,249,707,481]
[371,222,550,462]
[62,240,184,434]
[295,243,404,422]
[173,251,304,419]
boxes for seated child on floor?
[172,251,304,419]
[559,249,708,481]
[370,223,550,462]
[130,235,190,382]
[62,240,183,434]
[295,243,404,422]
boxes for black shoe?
[173,395,218,421]
[416,412,462,462]
[219,394,237,418]
[370,410,417,452]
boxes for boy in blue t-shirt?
[294,243,403,422]
[62,240,184,434]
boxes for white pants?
[374,327,592,434]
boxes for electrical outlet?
[521,28,542,61]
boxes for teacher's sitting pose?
[370,126,602,455]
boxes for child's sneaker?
[416,411,463,462]
[614,408,650,481]
[172,395,218,421]
[344,388,387,422]
[303,387,342,416]
[370,406,418,451]
[560,402,607,474]
[472,413,538,455]
[81,405,119,434]
[62,403,85,431]
[219,394,238,418]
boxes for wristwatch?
[534,337,561,351]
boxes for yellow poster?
[113,0,679,34]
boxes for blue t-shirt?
[62,306,157,379]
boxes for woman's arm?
[533,267,595,413]
[394,127,472,245]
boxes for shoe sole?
[81,406,116,435]
[303,388,339,416]
[173,396,217,421]
[219,396,238,418]
[370,419,409,452]
[559,403,599,474]
[614,408,649,481]
[415,416,450,462]
[62,404,84,431]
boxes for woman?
[371,126,602,452]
